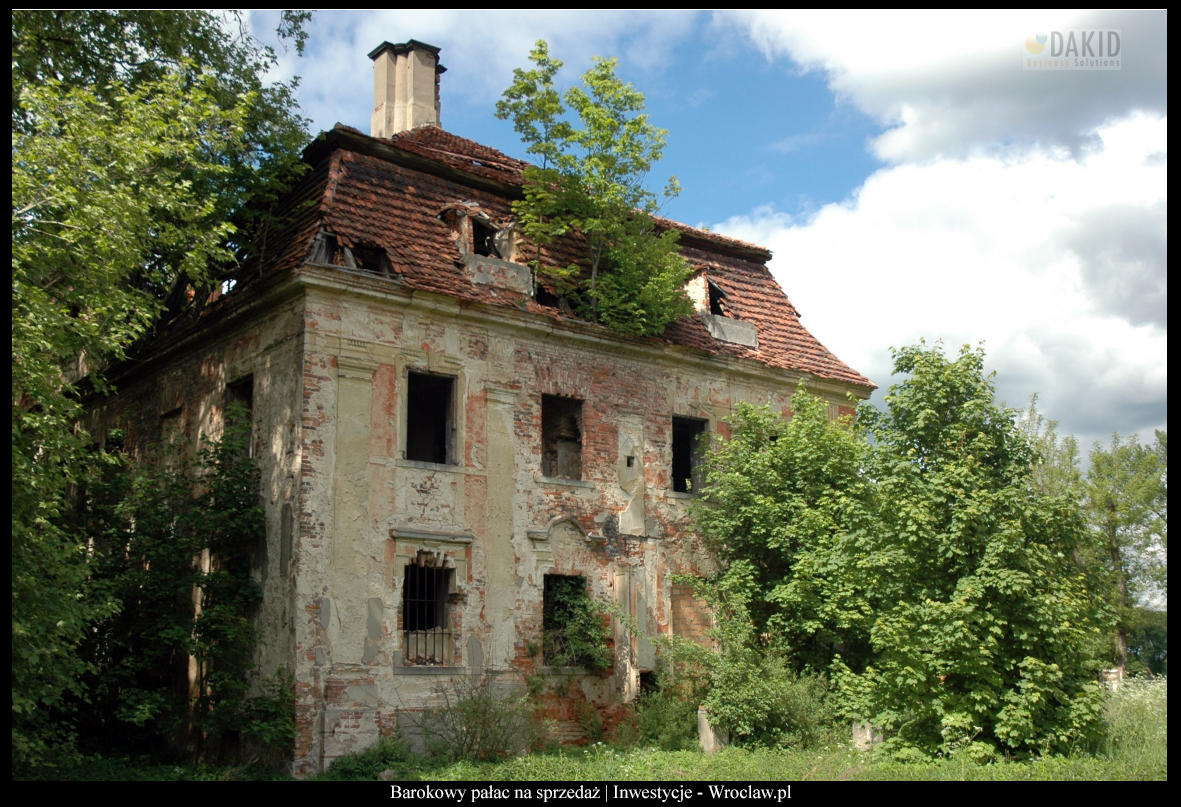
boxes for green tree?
[11,10,309,769]
[691,391,873,673]
[74,407,277,758]
[692,343,1106,757]
[496,41,693,336]
[1083,431,1167,670]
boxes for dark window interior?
[473,220,498,257]
[351,245,394,277]
[542,395,583,479]
[226,376,254,456]
[403,561,452,665]
[672,416,708,493]
[708,279,729,317]
[227,376,253,414]
[406,372,454,464]
[535,285,561,309]
[543,574,587,666]
[403,563,449,632]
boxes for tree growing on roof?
[496,40,694,337]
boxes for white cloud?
[253,10,698,135]
[717,9,1168,162]
[715,114,1168,446]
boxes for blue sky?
[252,10,1167,454]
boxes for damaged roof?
[249,123,873,390]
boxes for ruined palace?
[87,40,873,774]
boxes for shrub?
[410,674,539,762]
[635,687,699,751]
[314,735,410,781]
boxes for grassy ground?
[41,678,1166,781]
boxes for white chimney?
[369,40,445,138]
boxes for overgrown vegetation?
[12,11,310,772]
[1019,400,1167,674]
[15,405,296,776]
[688,343,1111,758]
[542,576,613,672]
[37,673,1165,781]
[410,675,539,763]
[72,405,293,761]
[496,41,694,336]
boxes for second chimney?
[369,40,446,138]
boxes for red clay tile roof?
[254,124,872,390]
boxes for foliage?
[839,344,1106,757]
[1125,608,1167,677]
[409,674,539,763]
[312,735,410,782]
[241,669,298,758]
[10,10,309,770]
[542,577,613,672]
[690,389,872,672]
[71,405,289,760]
[693,343,1108,758]
[1017,398,1167,671]
[12,10,312,257]
[1082,432,1168,668]
[1017,395,1083,499]
[633,686,701,752]
[496,41,693,336]
[657,578,837,750]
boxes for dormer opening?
[707,278,729,317]
[473,220,498,258]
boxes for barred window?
[402,557,453,665]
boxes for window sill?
[666,491,702,501]
[397,458,462,472]
[394,665,467,676]
[534,474,594,489]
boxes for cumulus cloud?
[717,9,1168,162]
[1062,200,1167,329]
[715,114,1168,447]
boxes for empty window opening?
[402,558,453,665]
[639,670,658,694]
[542,395,583,479]
[351,245,395,278]
[472,220,498,258]
[707,279,730,317]
[406,372,455,464]
[626,455,635,468]
[226,375,255,456]
[672,416,708,493]
[535,284,561,309]
[159,407,183,468]
[543,574,590,667]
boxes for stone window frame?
[389,528,471,674]
[399,361,467,472]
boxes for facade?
[87,41,873,774]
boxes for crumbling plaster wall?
[85,291,307,705]
[291,267,862,774]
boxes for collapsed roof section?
[245,123,873,390]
